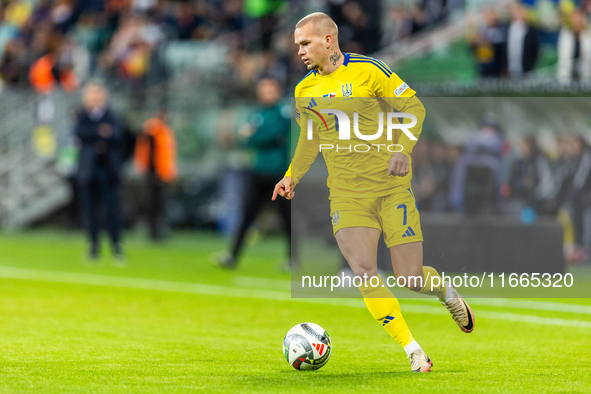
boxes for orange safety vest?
[134,118,178,182]
[29,54,79,94]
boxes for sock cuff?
[421,266,440,290]
[359,275,385,296]
[404,340,422,356]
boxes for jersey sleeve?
[372,68,416,102]
[285,98,320,184]
[371,68,425,157]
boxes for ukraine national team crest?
[331,211,340,225]
[342,83,353,97]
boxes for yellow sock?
[416,266,447,298]
[360,275,414,347]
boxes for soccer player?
[272,12,475,372]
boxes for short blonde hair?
[295,12,338,38]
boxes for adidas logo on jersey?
[401,226,416,237]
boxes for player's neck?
[318,50,344,76]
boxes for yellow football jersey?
[287,53,426,199]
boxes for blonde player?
[272,12,475,372]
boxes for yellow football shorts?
[329,187,423,248]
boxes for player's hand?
[388,152,410,177]
[272,177,295,200]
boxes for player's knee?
[397,274,423,292]
[350,263,378,280]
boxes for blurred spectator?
[411,3,429,34]
[506,2,539,79]
[430,138,455,212]
[557,9,591,83]
[508,135,555,214]
[5,0,33,28]
[469,7,506,78]
[134,108,178,241]
[102,14,157,80]
[244,0,286,50]
[256,50,288,85]
[450,116,508,214]
[339,0,381,54]
[174,1,207,40]
[217,78,292,269]
[423,0,449,25]
[31,0,53,25]
[1,38,27,86]
[75,83,124,261]
[50,0,76,34]
[382,5,412,46]
[411,139,437,211]
[220,0,245,34]
[552,134,579,206]
[563,134,591,261]
[29,36,79,94]
[411,138,456,213]
[133,0,158,14]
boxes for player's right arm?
[272,99,320,200]
[272,175,294,200]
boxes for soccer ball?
[283,322,332,370]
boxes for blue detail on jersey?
[348,55,392,77]
[295,70,314,88]
[343,53,350,66]
[409,188,419,212]
[348,59,392,77]
[308,98,317,107]
[397,204,407,226]
[402,226,416,238]
[332,114,339,132]
[382,315,395,326]
[350,55,391,71]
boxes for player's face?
[295,24,327,71]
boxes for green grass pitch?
[0,229,590,393]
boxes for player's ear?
[325,34,332,48]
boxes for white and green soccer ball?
[283,323,332,370]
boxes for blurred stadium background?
[1,0,591,391]
[2,0,591,267]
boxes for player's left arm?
[388,95,425,177]
[373,68,426,177]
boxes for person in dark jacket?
[506,3,539,79]
[75,82,124,261]
[508,135,556,214]
[217,78,293,269]
[469,7,507,78]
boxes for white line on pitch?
[1,266,591,329]
[234,276,291,290]
[234,275,591,315]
